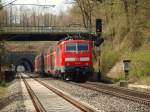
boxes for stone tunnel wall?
[8,51,37,72]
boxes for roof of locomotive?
[63,39,90,43]
[58,39,91,45]
[57,35,92,44]
[46,36,92,54]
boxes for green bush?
[129,50,150,80]
[97,40,150,84]
[101,44,120,73]
[0,80,6,87]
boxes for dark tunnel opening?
[15,58,34,72]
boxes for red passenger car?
[34,54,44,74]
[34,55,40,73]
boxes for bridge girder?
[0,32,94,41]
[0,33,67,41]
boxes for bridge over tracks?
[0,26,92,41]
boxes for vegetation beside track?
[0,72,7,97]
[87,0,150,84]
[0,86,6,97]
[99,40,150,84]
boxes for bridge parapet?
[0,26,89,34]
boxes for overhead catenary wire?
[0,0,18,9]
[0,0,56,9]
[7,4,56,7]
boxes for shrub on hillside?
[129,50,150,80]
[101,44,120,73]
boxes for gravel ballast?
[42,79,150,112]
[0,79,26,112]
[1,77,150,112]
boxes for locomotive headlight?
[65,58,76,62]
[80,57,89,61]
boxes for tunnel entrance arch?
[15,58,34,72]
[9,51,36,73]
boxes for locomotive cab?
[60,40,93,81]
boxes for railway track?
[20,73,98,112]
[20,75,46,112]
[69,81,150,106]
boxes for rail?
[20,74,46,112]
[19,73,98,112]
[69,81,150,106]
[35,78,98,112]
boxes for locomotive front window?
[77,43,88,51]
[66,43,76,51]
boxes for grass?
[136,76,150,85]
[96,39,150,85]
[128,46,150,84]
[100,43,120,73]
[0,80,6,87]
[0,87,6,97]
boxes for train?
[34,36,94,82]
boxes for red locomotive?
[35,36,93,81]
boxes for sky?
[2,0,73,15]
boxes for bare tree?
[75,0,96,31]
[122,0,130,28]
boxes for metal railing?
[0,26,89,34]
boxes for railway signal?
[120,59,131,87]
[95,19,104,47]
[96,19,102,33]
[123,60,131,80]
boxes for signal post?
[95,19,104,80]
